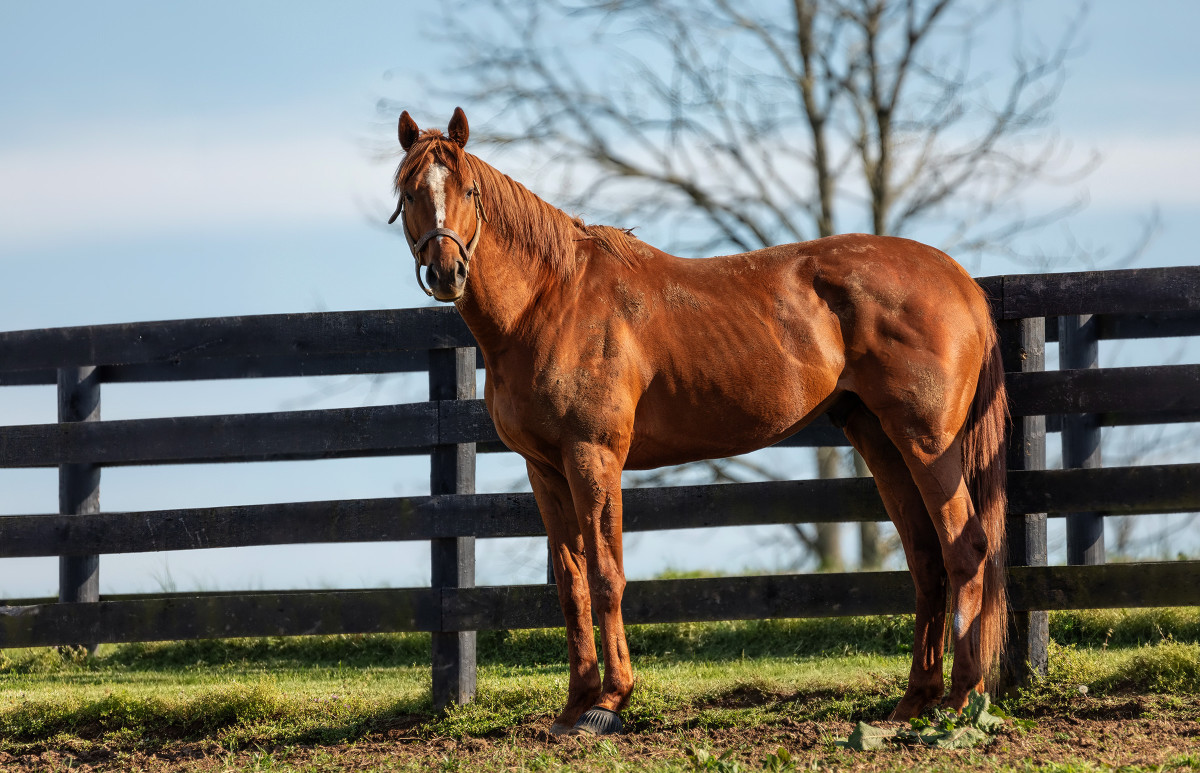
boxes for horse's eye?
[465,189,474,199]
[403,192,414,203]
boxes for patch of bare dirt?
[2,696,1197,771]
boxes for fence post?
[1059,314,1105,565]
[57,366,100,653]
[999,317,1049,688]
[429,347,477,711]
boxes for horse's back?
[617,233,991,466]
[638,232,991,374]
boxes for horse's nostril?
[456,262,467,282]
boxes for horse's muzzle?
[425,245,468,302]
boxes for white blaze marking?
[425,163,449,227]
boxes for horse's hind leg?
[527,461,602,733]
[886,428,990,712]
[841,403,949,719]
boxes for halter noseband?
[388,181,487,297]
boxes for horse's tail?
[961,318,1010,687]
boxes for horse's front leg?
[562,441,632,735]
[527,461,602,735]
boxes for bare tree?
[396,0,1102,570]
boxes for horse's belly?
[624,373,835,469]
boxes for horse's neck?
[454,236,556,354]
[452,172,582,353]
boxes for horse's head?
[390,107,486,302]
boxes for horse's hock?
[0,267,1197,713]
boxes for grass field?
[0,609,1198,771]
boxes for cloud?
[1085,135,1200,209]
[2,116,1196,258]
[0,119,400,252]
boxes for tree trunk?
[852,450,883,570]
[814,447,844,572]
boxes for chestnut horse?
[390,108,1008,735]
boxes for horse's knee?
[554,563,592,617]
[586,568,626,610]
[556,565,589,600]
[943,517,989,587]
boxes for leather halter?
[389,181,487,297]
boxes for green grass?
[0,608,1197,768]
[0,647,910,745]
[1049,607,1200,648]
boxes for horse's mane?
[396,131,646,278]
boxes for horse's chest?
[483,378,570,465]
[485,365,624,458]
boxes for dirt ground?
[3,696,1198,772]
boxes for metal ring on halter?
[388,181,487,297]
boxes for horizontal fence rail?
[5,311,1199,387]
[0,307,475,374]
[979,266,1200,319]
[0,464,1195,558]
[2,365,1198,468]
[0,350,464,388]
[1008,365,1200,418]
[0,267,1195,380]
[2,562,1199,650]
[0,266,1197,703]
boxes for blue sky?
[0,2,1198,598]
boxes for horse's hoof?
[569,706,623,736]
[549,722,574,736]
[888,695,938,721]
[888,683,944,721]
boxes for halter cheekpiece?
[389,180,487,297]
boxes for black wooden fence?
[0,267,1198,708]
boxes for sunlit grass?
[0,608,1195,752]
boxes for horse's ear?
[447,107,469,148]
[398,111,419,151]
